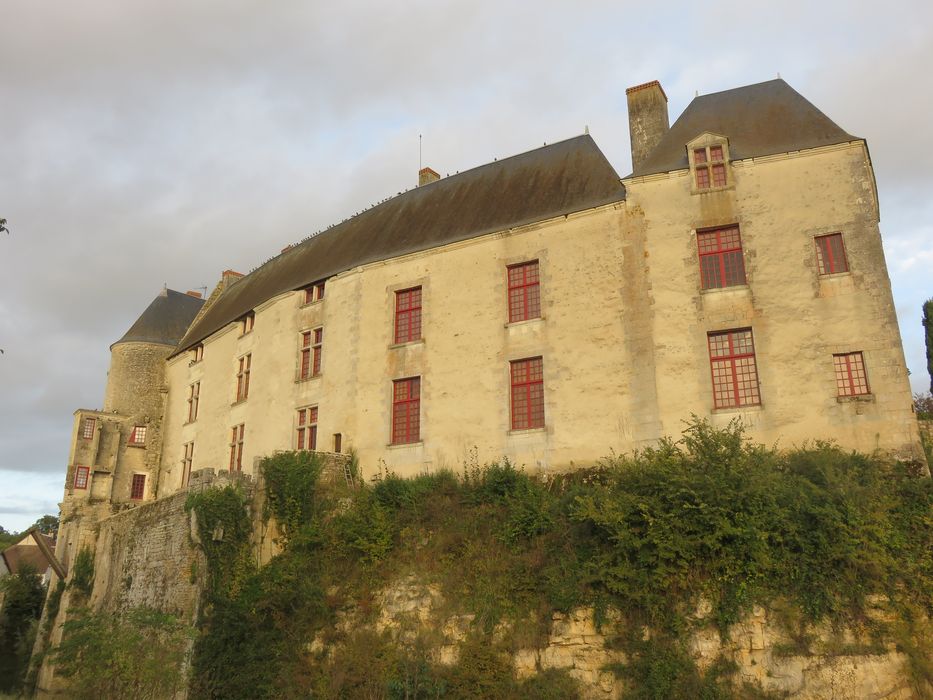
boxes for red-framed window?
[187,381,200,423]
[236,354,251,401]
[697,226,746,289]
[394,287,422,344]
[833,352,870,397]
[129,425,147,446]
[510,357,545,430]
[130,473,146,500]
[80,417,96,440]
[240,311,255,335]
[182,442,194,486]
[708,329,761,409]
[694,145,726,189]
[815,233,849,275]
[508,261,541,323]
[73,465,90,490]
[297,406,318,450]
[191,344,204,363]
[302,280,326,305]
[392,377,421,444]
[229,424,245,471]
[299,329,323,379]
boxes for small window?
[229,424,245,472]
[697,226,746,289]
[708,329,760,409]
[129,425,147,446]
[80,417,96,440]
[394,287,422,344]
[297,407,318,450]
[510,357,545,430]
[392,377,421,444]
[333,433,342,453]
[236,354,251,401]
[301,281,326,305]
[182,442,194,486]
[187,382,200,423]
[507,261,541,323]
[240,311,255,335]
[693,144,727,190]
[191,344,204,363]
[74,466,90,490]
[130,473,146,500]
[833,352,870,397]
[815,233,849,275]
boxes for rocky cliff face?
[310,576,925,699]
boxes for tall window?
[394,287,422,344]
[240,311,255,335]
[182,442,194,486]
[236,354,251,401]
[833,352,870,397]
[694,145,726,189]
[815,233,849,275]
[392,377,421,444]
[296,406,318,450]
[130,473,146,500]
[191,344,204,363]
[129,425,147,446]
[299,329,323,379]
[510,357,545,430]
[80,417,96,440]
[229,424,245,472]
[187,382,200,422]
[508,261,541,323]
[708,329,761,409]
[73,465,90,490]
[698,226,746,289]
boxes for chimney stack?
[418,167,440,186]
[626,80,669,172]
[185,290,203,299]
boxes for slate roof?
[632,79,859,177]
[172,134,626,356]
[114,289,205,348]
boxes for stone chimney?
[626,80,669,172]
[419,167,440,186]
[221,269,244,292]
[185,290,203,299]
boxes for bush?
[0,565,46,693]
[51,607,193,700]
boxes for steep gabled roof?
[632,79,858,177]
[113,289,205,348]
[172,134,625,356]
[1,534,54,575]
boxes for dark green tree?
[0,564,46,693]
[30,514,59,536]
[925,298,933,393]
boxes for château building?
[54,77,923,574]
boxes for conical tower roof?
[112,289,205,349]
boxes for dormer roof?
[632,79,858,177]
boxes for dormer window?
[240,311,255,335]
[191,344,204,363]
[688,135,731,193]
[301,280,326,305]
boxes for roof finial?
[584,125,589,135]
[777,71,781,79]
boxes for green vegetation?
[924,298,933,392]
[0,565,46,694]
[50,607,193,700]
[69,547,95,597]
[183,423,931,699]
[0,514,59,552]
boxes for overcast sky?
[1,1,931,532]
